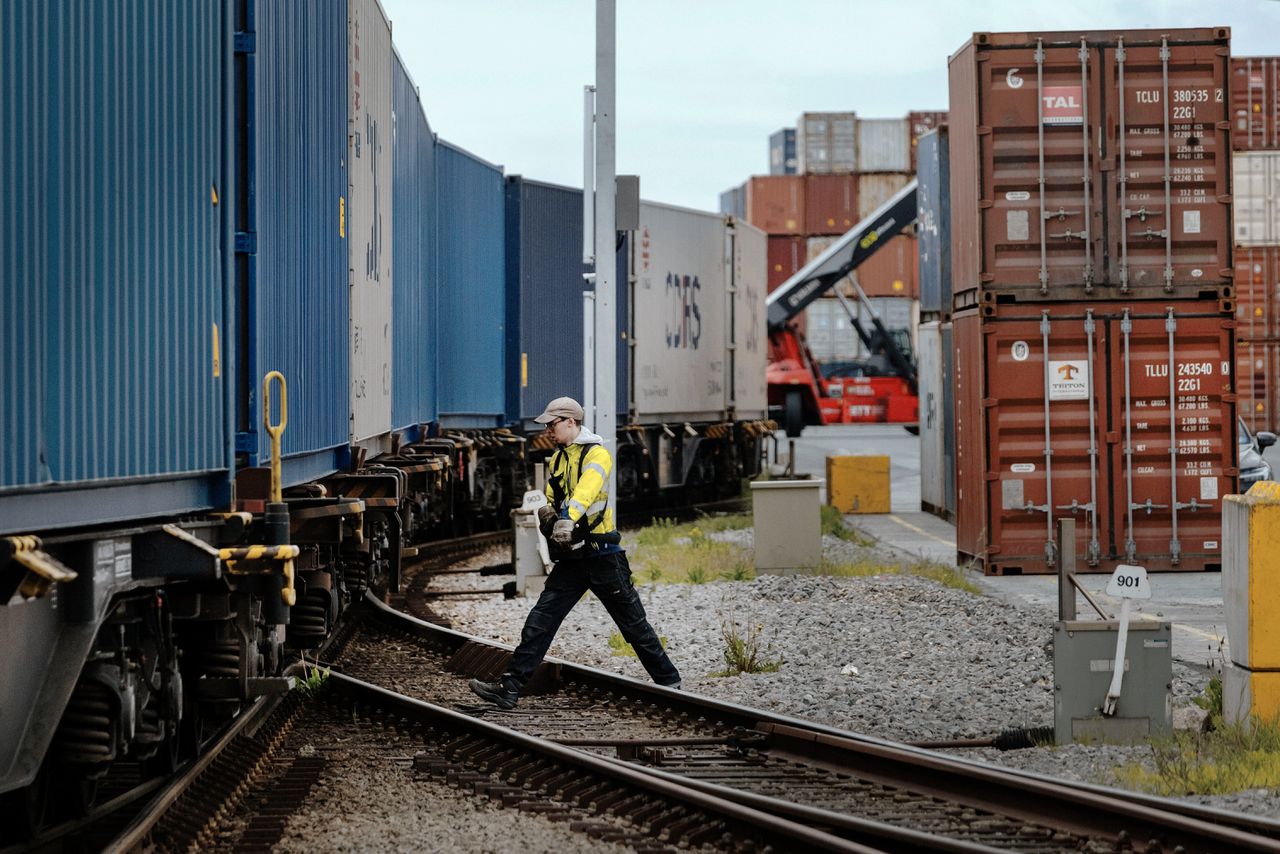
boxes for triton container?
[948,28,1233,303]
[954,298,1236,575]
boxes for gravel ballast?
[429,529,1280,821]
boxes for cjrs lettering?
[1136,90,1160,104]
[1043,94,1080,109]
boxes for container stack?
[916,126,955,521]
[1231,56,1280,434]
[947,28,1236,575]
[720,110,944,363]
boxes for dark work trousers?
[504,551,681,689]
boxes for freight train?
[0,2,770,833]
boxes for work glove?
[536,505,558,528]
[550,518,576,546]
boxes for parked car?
[1238,417,1277,490]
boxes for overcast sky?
[381,1,1280,211]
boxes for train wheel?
[784,390,804,439]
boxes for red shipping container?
[907,109,948,172]
[1234,245,1280,431]
[1231,56,1280,151]
[767,235,805,292]
[746,175,805,235]
[954,299,1236,575]
[948,29,1233,302]
[804,174,857,235]
[853,233,919,298]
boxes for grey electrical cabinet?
[1053,620,1172,745]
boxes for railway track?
[97,529,1280,852]
[344,590,1280,854]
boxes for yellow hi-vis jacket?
[545,428,619,550]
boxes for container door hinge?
[235,232,257,254]
[234,32,256,54]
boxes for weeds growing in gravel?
[820,505,876,546]
[814,557,981,593]
[608,631,666,658]
[296,657,331,698]
[710,617,784,677]
[631,515,753,585]
[1113,682,1280,796]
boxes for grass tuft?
[608,631,666,658]
[820,505,876,546]
[709,617,785,677]
[296,657,331,698]
[1113,678,1280,796]
[631,515,753,585]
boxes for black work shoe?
[469,678,518,709]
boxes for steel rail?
[364,593,1280,852]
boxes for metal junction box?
[1053,620,1172,745]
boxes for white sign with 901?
[1102,564,1151,716]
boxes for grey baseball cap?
[533,396,585,424]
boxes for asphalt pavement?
[780,424,1229,669]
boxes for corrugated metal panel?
[247,0,349,469]
[1231,57,1280,151]
[767,236,804,292]
[391,51,436,430]
[797,111,856,174]
[1,2,227,528]
[941,321,956,519]
[718,183,745,218]
[348,0,393,442]
[805,300,862,362]
[918,322,945,514]
[435,139,506,425]
[957,300,1234,575]
[1234,245,1280,433]
[917,128,951,316]
[856,118,909,172]
[769,127,797,175]
[804,174,857,235]
[907,110,947,172]
[949,29,1233,301]
[631,202,729,422]
[745,176,804,235]
[815,232,918,298]
[1234,152,1280,246]
[856,173,912,222]
[730,219,768,418]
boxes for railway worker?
[469,396,681,708]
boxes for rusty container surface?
[767,235,806,292]
[1231,57,1280,151]
[948,28,1233,303]
[1234,245,1280,431]
[747,175,805,235]
[955,298,1236,575]
[908,109,948,172]
[804,174,858,235]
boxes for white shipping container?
[804,296,916,362]
[631,201,730,421]
[730,219,769,418]
[797,111,856,174]
[857,172,912,221]
[857,118,910,172]
[1234,151,1280,246]
[348,0,394,442]
[918,322,945,514]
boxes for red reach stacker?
[766,180,921,437]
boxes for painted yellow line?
[886,514,955,548]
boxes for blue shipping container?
[1,2,229,534]
[434,140,506,427]
[238,0,350,486]
[391,51,436,434]
[916,127,951,316]
[503,178,629,429]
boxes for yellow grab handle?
[263,372,288,503]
